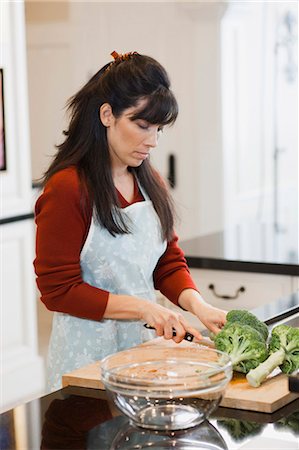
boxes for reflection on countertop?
[181,221,299,275]
[1,387,298,450]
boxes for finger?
[214,313,227,330]
[219,311,228,325]
[154,321,164,337]
[179,316,203,341]
[163,320,174,340]
[170,313,191,342]
[186,326,202,341]
[171,322,186,343]
[208,323,222,335]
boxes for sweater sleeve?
[153,232,199,306]
[34,167,109,320]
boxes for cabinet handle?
[208,284,246,300]
[167,154,176,188]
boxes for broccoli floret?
[217,418,265,440]
[274,411,299,434]
[269,325,299,374]
[226,310,268,341]
[246,325,299,387]
[214,322,268,373]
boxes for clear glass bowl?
[110,418,228,449]
[101,345,232,431]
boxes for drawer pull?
[208,284,246,300]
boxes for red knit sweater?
[34,167,197,320]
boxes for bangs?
[130,87,178,126]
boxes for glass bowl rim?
[101,344,232,390]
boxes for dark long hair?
[42,53,178,241]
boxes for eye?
[136,121,164,134]
[136,120,149,130]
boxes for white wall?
[0,1,44,412]
[25,1,227,239]
[25,1,298,240]
[221,1,298,261]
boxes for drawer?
[156,269,295,331]
[189,269,293,311]
[292,276,299,292]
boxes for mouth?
[135,152,149,161]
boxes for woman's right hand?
[138,301,202,344]
[104,293,202,343]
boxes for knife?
[143,324,214,347]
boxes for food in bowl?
[101,344,232,431]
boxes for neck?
[112,169,135,203]
[110,155,129,176]
[112,167,130,182]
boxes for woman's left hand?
[178,289,227,335]
[192,302,227,335]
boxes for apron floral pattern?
[46,181,167,391]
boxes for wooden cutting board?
[62,338,298,413]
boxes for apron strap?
[134,174,150,201]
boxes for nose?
[145,128,159,148]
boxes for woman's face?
[101,99,163,171]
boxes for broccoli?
[246,325,299,387]
[217,418,265,441]
[226,310,269,341]
[214,322,268,373]
[274,411,299,434]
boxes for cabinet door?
[1,220,45,410]
[190,268,293,310]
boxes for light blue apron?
[46,182,167,391]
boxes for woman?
[34,51,226,391]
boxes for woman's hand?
[139,301,202,343]
[178,289,227,335]
[104,293,202,343]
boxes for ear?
[99,103,114,127]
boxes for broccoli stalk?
[246,349,285,387]
[214,322,268,374]
[246,325,299,387]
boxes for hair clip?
[111,50,138,61]
[106,51,138,72]
[111,50,120,60]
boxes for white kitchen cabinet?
[1,219,45,411]
[292,276,299,293]
[157,268,298,331]
[0,2,45,411]
[189,269,296,310]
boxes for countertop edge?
[186,256,299,276]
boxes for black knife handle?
[144,324,194,342]
[289,374,299,393]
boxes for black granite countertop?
[0,295,298,449]
[1,387,298,449]
[180,222,299,275]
